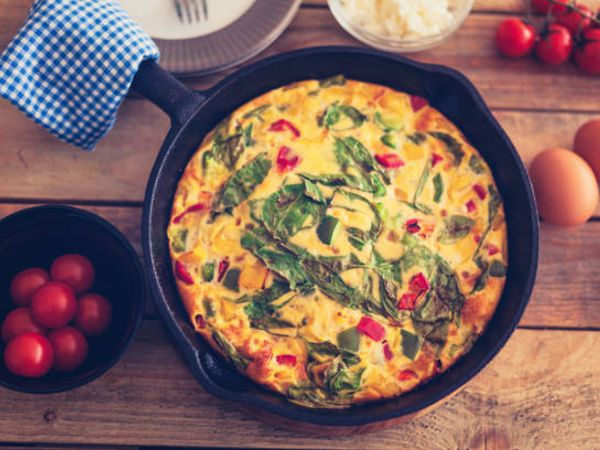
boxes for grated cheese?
[338,0,455,39]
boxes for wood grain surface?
[1,0,600,448]
[0,322,598,449]
[0,203,598,330]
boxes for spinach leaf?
[438,215,475,244]
[301,257,368,310]
[212,331,250,371]
[287,385,336,408]
[302,178,327,204]
[261,183,327,240]
[468,154,485,174]
[320,102,367,130]
[333,190,383,251]
[337,327,360,352]
[319,74,346,88]
[335,136,390,184]
[428,131,465,167]
[412,257,465,349]
[381,133,397,149]
[203,298,215,318]
[378,276,399,320]
[242,104,270,122]
[473,184,502,258]
[433,173,443,203]
[307,341,360,366]
[407,132,426,145]
[472,257,506,293]
[323,357,365,396]
[214,153,272,211]
[240,231,314,293]
[413,160,431,203]
[211,124,244,170]
[243,122,254,147]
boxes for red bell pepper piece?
[466,199,476,213]
[217,258,230,282]
[175,260,194,285]
[398,369,417,381]
[172,191,213,224]
[405,219,420,234]
[473,184,487,200]
[375,153,405,168]
[410,95,428,112]
[276,354,297,366]
[383,341,393,361]
[357,316,386,342]
[276,146,301,173]
[486,244,500,256]
[195,314,206,329]
[431,153,443,167]
[269,119,300,138]
[397,292,418,310]
[409,272,430,293]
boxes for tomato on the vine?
[496,18,537,58]
[536,23,574,64]
[532,0,569,15]
[557,4,594,35]
[575,28,600,74]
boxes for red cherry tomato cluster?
[2,254,112,378]
[495,1,600,74]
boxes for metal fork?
[173,0,208,23]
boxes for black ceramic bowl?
[0,205,145,393]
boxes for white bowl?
[328,0,474,53]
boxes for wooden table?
[1,1,600,449]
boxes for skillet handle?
[131,60,206,126]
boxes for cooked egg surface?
[530,148,599,227]
[168,77,508,408]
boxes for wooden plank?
[1,202,599,329]
[0,321,597,449]
[0,99,596,204]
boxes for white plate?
[120,0,301,76]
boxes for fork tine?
[201,0,208,20]
[183,0,193,23]
[173,0,184,23]
[192,0,201,22]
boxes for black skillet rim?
[143,46,539,426]
[0,204,146,394]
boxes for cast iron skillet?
[133,46,539,429]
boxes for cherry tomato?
[30,281,77,329]
[496,18,536,58]
[50,254,95,294]
[536,24,574,65]
[74,293,112,337]
[1,307,46,343]
[4,332,54,378]
[575,28,600,74]
[557,4,594,35]
[532,0,569,15]
[10,267,49,306]
[48,326,88,372]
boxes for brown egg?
[529,148,599,227]
[574,119,600,181]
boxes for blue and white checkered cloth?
[0,0,159,150]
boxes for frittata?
[167,76,507,408]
